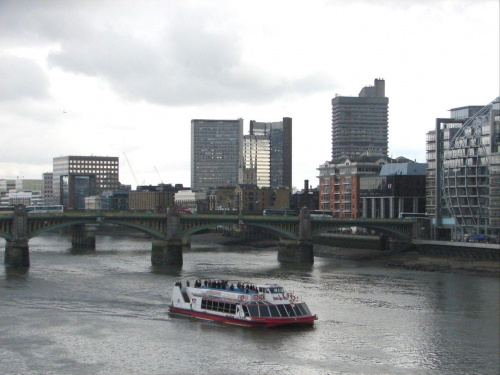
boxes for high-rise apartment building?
[427,98,499,240]
[331,79,388,159]
[191,119,243,191]
[53,156,120,209]
[242,118,292,189]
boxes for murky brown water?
[1,235,499,374]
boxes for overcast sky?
[0,0,498,190]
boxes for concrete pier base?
[5,240,30,267]
[71,224,96,250]
[278,238,314,264]
[152,239,183,266]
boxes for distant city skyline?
[0,1,498,189]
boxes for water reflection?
[3,266,30,282]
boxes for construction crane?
[123,152,139,187]
[154,166,164,185]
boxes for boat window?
[285,304,296,317]
[276,304,288,317]
[298,302,312,316]
[201,299,207,309]
[265,288,270,293]
[269,305,280,317]
[258,287,263,293]
[229,304,236,314]
[247,305,259,317]
[259,304,271,317]
[269,287,284,293]
[292,304,302,316]
[242,305,250,317]
[207,300,213,309]
[295,303,306,316]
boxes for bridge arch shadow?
[27,219,166,240]
[183,222,298,240]
[311,224,411,241]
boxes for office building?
[53,156,120,209]
[0,179,16,192]
[427,97,500,240]
[0,190,43,206]
[174,189,207,214]
[331,79,388,159]
[128,184,179,212]
[360,162,426,219]
[15,179,43,191]
[318,153,425,219]
[241,134,270,188]
[191,119,243,191]
[318,152,390,217]
[42,173,53,205]
[243,118,292,189]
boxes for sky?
[0,0,498,190]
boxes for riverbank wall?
[413,240,499,261]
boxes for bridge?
[1,205,417,267]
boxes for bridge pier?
[71,224,96,250]
[5,239,30,267]
[5,205,30,267]
[278,239,314,264]
[151,207,183,266]
[151,239,183,265]
[277,207,314,264]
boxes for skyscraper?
[331,79,388,159]
[191,119,243,191]
[241,133,270,188]
[244,118,292,189]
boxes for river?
[1,235,498,375]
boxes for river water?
[0,235,498,375]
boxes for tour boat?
[169,280,318,327]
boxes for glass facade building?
[427,98,500,240]
[242,134,271,188]
[191,119,243,191]
[246,118,292,189]
[53,156,119,209]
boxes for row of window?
[200,300,312,318]
[243,302,312,318]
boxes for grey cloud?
[46,14,334,106]
[1,0,334,106]
[0,54,50,102]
